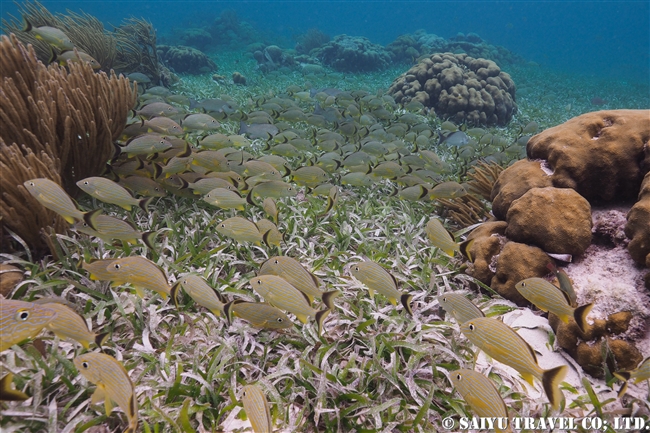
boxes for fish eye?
[113,264,121,269]
[277,318,283,322]
[354,266,359,271]
[28,182,34,186]
[82,361,89,369]
[442,297,447,302]
[256,279,262,285]
[84,181,89,185]
[274,260,279,264]
[456,373,462,380]
[242,391,247,397]
[468,324,475,331]
[220,224,225,228]
[16,309,30,321]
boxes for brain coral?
[313,35,391,72]
[158,45,217,75]
[387,52,517,126]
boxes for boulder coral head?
[387,52,517,126]
[313,35,391,73]
[158,45,217,75]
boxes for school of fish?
[1,46,632,432]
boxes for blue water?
[1,0,649,85]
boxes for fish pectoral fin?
[295,314,309,324]
[104,395,114,416]
[91,385,106,405]
[520,372,536,387]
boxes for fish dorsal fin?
[388,270,399,290]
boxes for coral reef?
[295,28,330,55]
[464,110,650,377]
[208,9,259,47]
[3,2,164,83]
[386,34,422,63]
[158,45,217,74]
[252,45,296,73]
[527,110,650,202]
[0,34,136,255]
[505,187,592,256]
[232,72,247,85]
[172,27,213,51]
[626,172,650,267]
[313,35,391,72]
[387,53,517,126]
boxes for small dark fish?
[239,121,279,139]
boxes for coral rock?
[506,187,592,256]
[490,159,553,220]
[625,172,650,265]
[232,72,247,85]
[314,35,391,73]
[491,241,549,306]
[464,221,508,285]
[0,264,23,297]
[158,45,217,75]
[527,109,650,202]
[388,52,517,126]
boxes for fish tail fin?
[321,290,340,310]
[388,186,398,197]
[170,281,181,309]
[0,373,29,402]
[223,300,238,325]
[246,190,257,206]
[542,365,567,411]
[315,308,331,336]
[141,231,157,250]
[573,303,593,334]
[459,238,475,262]
[616,380,629,398]
[152,162,163,179]
[95,332,110,348]
[614,371,631,381]
[261,229,272,248]
[139,197,153,212]
[401,293,414,316]
[48,47,57,65]
[83,208,103,230]
[22,18,32,32]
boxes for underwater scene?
[0,0,649,432]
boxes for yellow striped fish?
[38,302,108,349]
[515,278,592,333]
[262,198,279,224]
[450,369,512,433]
[0,299,57,351]
[216,217,264,245]
[425,218,460,257]
[290,166,329,188]
[202,187,247,211]
[224,300,292,329]
[250,180,298,200]
[103,256,171,299]
[259,256,339,309]
[614,357,650,397]
[0,372,29,401]
[350,261,413,315]
[250,275,330,335]
[23,178,86,223]
[77,177,152,212]
[75,214,156,249]
[74,352,138,433]
[255,219,284,248]
[82,259,118,281]
[241,384,272,433]
[171,274,224,317]
[437,293,485,324]
[460,317,567,411]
